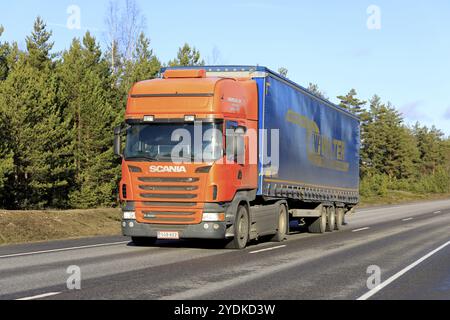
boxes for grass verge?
[1,192,449,246]
[359,190,450,208]
[0,208,122,246]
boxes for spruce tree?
[337,89,367,116]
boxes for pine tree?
[307,83,328,99]
[58,32,120,208]
[121,32,161,94]
[25,17,55,69]
[362,96,419,179]
[412,123,446,175]
[0,25,10,81]
[168,43,204,67]
[0,18,73,208]
[278,67,288,78]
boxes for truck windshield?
[124,122,223,163]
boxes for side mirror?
[114,126,123,157]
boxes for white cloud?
[399,100,430,121]
[444,106,450,120]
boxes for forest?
[0,11,449,210]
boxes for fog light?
[122,222,126,227]
[213,224,220,230]
[129,222,134,228]
[123,211,136,220]
[202,212,225,222]
[203,223,210,230]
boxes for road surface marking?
[16,292,61,300]
[0,241,130,259]
[433,211,441,214]
[357,240,450,300]
[402,218,414,221]
[250,245,286,254]
[352,227,370,232]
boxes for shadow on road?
[124,221,311,250]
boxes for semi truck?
[114,66,360,249]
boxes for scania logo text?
[149,165,187,173]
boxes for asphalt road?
[0,199,449,300]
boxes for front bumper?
[122,219,228,240]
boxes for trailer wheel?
[308,205,327,234]
[326,206,336,232]
[225,205,250,249]
[270,203,288,242]
[131,237,157,246]
[335,208,345,230]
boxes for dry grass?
[359,190,450,208]
[0,208,122,246]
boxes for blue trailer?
[256,69,360,203]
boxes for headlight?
[123,211,136,220]
[202,212,225,222]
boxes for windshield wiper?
[125,155,159,162]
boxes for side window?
[226,121,238,162]
[225,121,246,163]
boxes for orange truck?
[114,66,360,249]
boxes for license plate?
[157,231,180,240]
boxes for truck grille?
[138,177,199,183]
[143,202,197,207]
[135,175,203,224]
[139,185,198,191]
[140,193,197,199]
[137,176,200,201]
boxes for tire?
[326,206,336,232]
[225,205,250,249]
[308,205,327,234]
[270,203,288,242]
[335,208,345,230]
[131,236,157,246]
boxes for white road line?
[433,211,441,214]
[352,227,370,233]
[357,240,450,300]
[0,241,130,259]
[250,245,286,254]
[402,218,414,221]
[16,292,61,301]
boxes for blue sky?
[1,0,450,135]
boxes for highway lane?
[0,199,449,300]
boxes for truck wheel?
[308,206,327,234]
[326,206,336,232]
[225,205,250,249]
[131,236,157,246]
[270,203,288,242]
[335,208,345,230]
